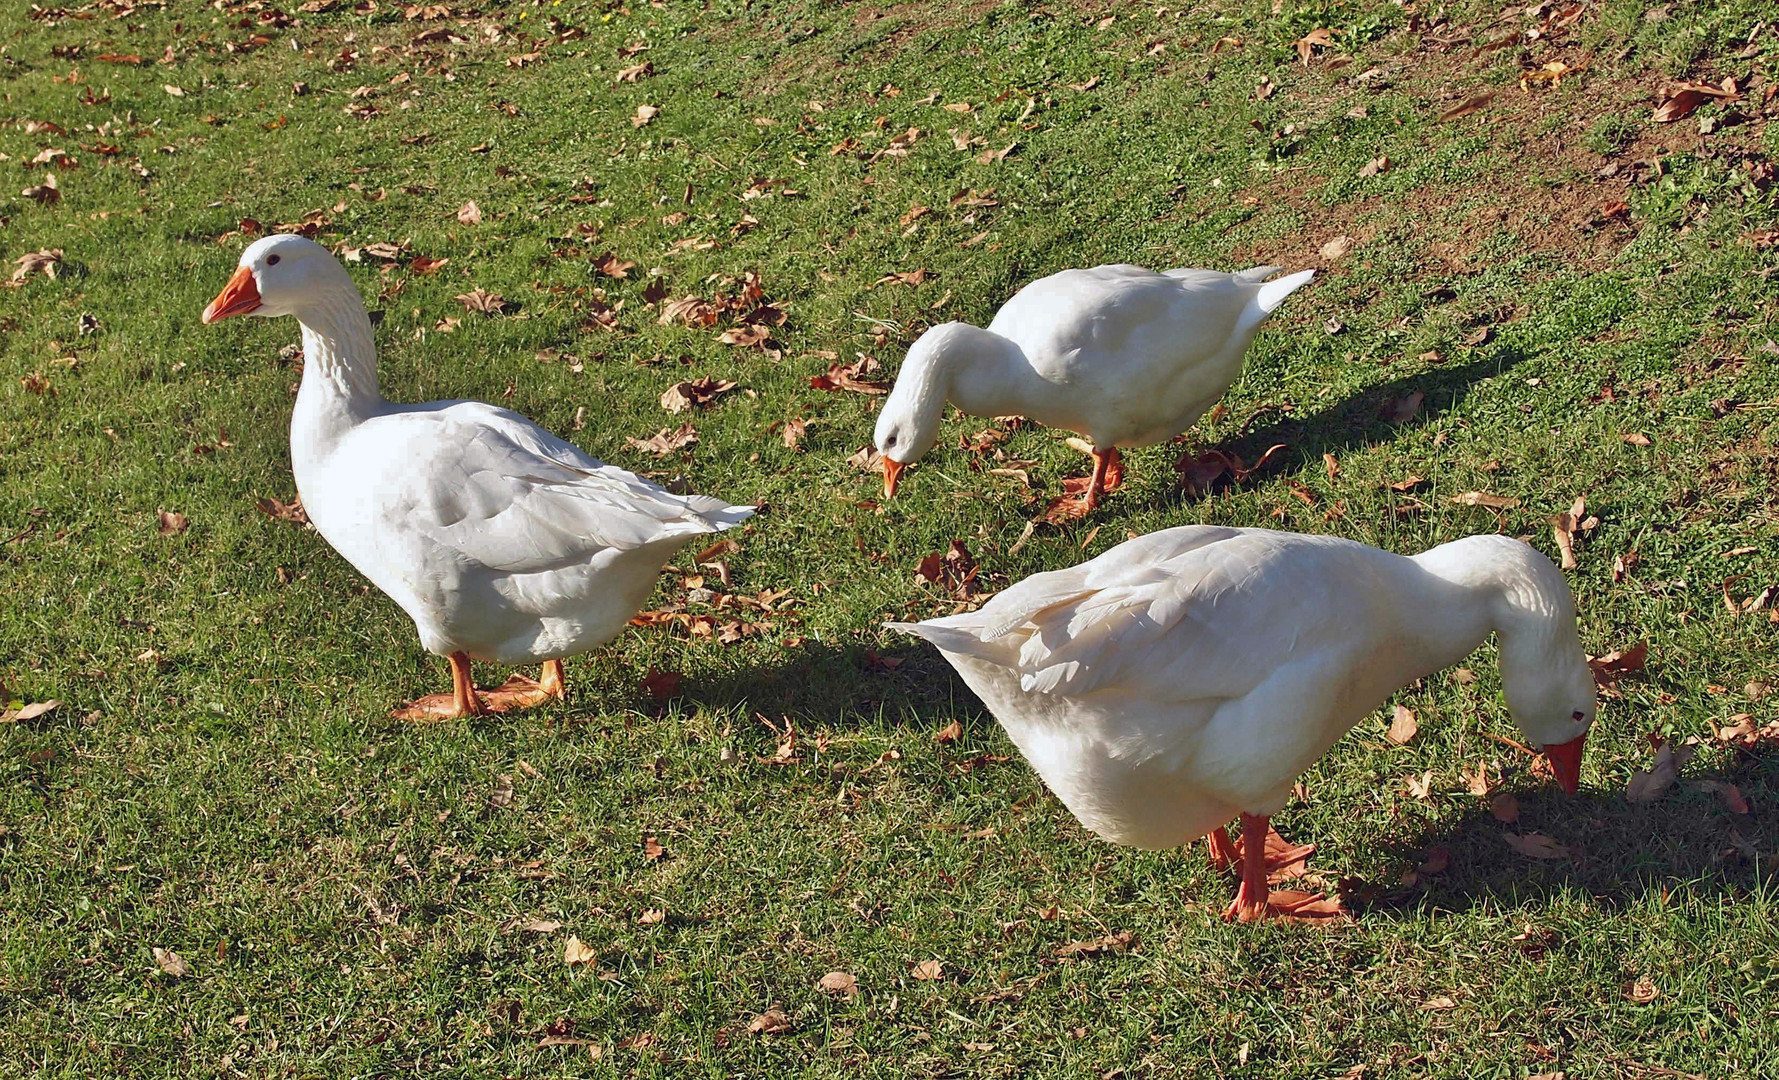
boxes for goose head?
[874,323,967,498]
[202,234,351,324]
[1502,652,1595,795]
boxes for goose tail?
[1237,267,1315,335]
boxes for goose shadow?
[631,632,967,736]
[1190,346,1532,489]
[1347,749,1776,918]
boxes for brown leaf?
[152,947,191,977]
[639,668,681,699]
[1491,793,1520,824]
[456,200,482,225]
[1319,235,1353,261]
[1386,704,1418,745]
[748,1005,792,1035]
[1587,641,1647,691]
[719,324,773,349]
[1625,977,1659,1004]
[1266,891,1348,924]
[1652,89,1707,123]
[592,252,635,279]
[1450,491,1519,510]
[616,61,654,82]
[625,423,698,457]
[1054,931,1136,957]
[1404,770,1434,799]
[1502,832,1574,860]
[1696,780,1750,814]
[659,295,720,327]
[643,835,666,861]
[1386,390,1424,422]
[1294,27,1335,65]
[1550,495,1586,570]
[1419,995,1458,1011]
[1359,155,1391,177]
[660,377,738,413]
[934,719,963,744]
[254,495,310,525]
[10,248,64,284]
[1626,739,1693,803]
[632,104,659,127]
[808,356,890,394]
[1438,91,1496,122]
[910,959,944,981]
[157,509,189,536]
[1,700,61,724]
[455,288,506,314]
[563,936,595,965]
[817,971,858,996]
[22,173,61,203]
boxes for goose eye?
[885,434,898,447]
[267,254,281,266]
[1572,710,1584,721]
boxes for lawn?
[2,0,1777,1075]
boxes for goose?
[203,233,752,719]
[873,263,1315,509]
[889,526,1594,922]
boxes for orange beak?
[1542,733,1586,795]
[202,265,262,324]
[881,457,904,499]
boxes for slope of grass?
[2,0,1777,1076]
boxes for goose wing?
[893,526,1347,701]
[379,401,750,575]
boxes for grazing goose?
[203,233,752,719]
[890,526,1594,922]
[873,263,1314,508]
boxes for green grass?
[4,0,1778,1075]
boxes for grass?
[3,0,1778,1075]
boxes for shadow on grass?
[1214,346,1530,483]
[1359,749,1777,917]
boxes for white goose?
[873,263,1315,508]
[203,234,752,719]
[889,526,1595,922]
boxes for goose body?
[874,264,1315,504]
[204,234,751,716]
[890,526,1595,919]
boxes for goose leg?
[1224,812,1275,923]
[1084,446,1121,510]
[1206,826,1241,872]
[539,659,566,699]
[390,651,487,721]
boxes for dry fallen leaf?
[1625,977,1659,1003]
[625,423,698,457]
[1491,793,1520,824]
[157,509,189,536]
[911,959,944,981]
[1054,931,1136,957]
[643,835,666,861]
[1450,491,1520,510]
[1359,155,1391,178]
[748,1005,792,1035]
[1419,995,1458,1011]
[1551,495,1586,570]
[817,971,858,997]
[1,700,61,724]
[455,289,506,315]
[1626,739,1694,803]
[152,947,190,977]
[660,377,737,413]
[632,104,660,127]
[456,200,482,225]
[10,248,64,284]
[934,719,963,744]
[639,667,681,699]
[1404,770,1434,800]
[563,936,595,965]
[1320,235,1353,261]
[1438,91,1495,122]
[1294,27,1335,65]
[1502,832,1573,860]
[1696,780,1750,814]
[1386,704,1419,745]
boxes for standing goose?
[873,263,1315,508]
[889,526,1594,922]
[203,234,752,719]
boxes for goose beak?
[202,266,262,324]
[881,458,904,499]
[1542,733,1586,795]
